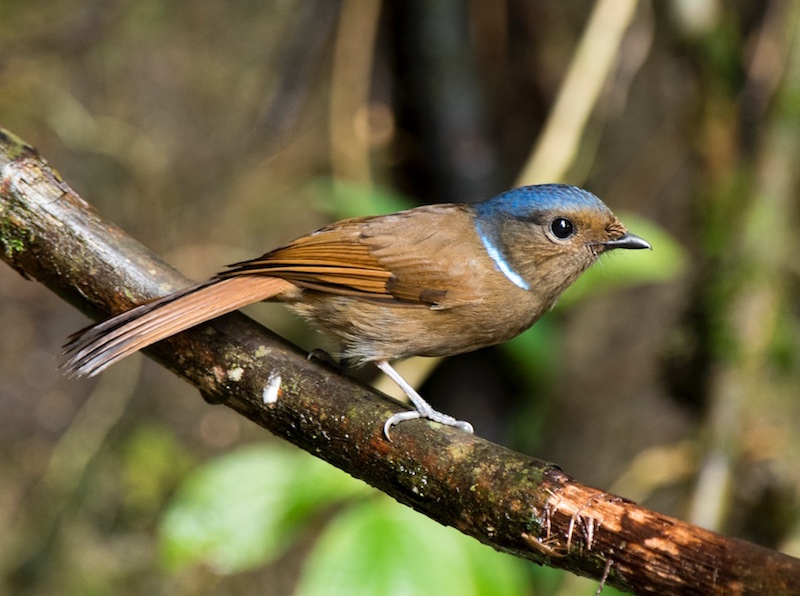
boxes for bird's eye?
[550,217,575,239]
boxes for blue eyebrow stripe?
[475,224,530,291]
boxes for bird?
[63,184,651,438]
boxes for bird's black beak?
[604,233,651,251]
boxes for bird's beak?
[603,232,651,251]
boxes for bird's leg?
[375,361,474,439]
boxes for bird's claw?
[307,349,350,372]
[383,408,474,441]
[374,360,474,441]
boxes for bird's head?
[473,184,650,293]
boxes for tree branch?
[1,126,798,594]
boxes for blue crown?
[476,184,610,218]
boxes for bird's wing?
[221,205,484,308]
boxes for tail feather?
[63,276,293,377]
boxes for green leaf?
[557,213,688,307]
[159,444,371,573]
[296,497,530,596]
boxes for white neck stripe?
[476,227,530,291]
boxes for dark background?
[2,1,800,593]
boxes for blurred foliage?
[2,0,800,594]
[160,444,372,574]
[159,444,538,595]
[295,495,532,596]
[557,213,688,307]
[122,424,196,518]
[310,178,415,220]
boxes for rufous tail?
[63,276,293,377]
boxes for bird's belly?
[288,291,547,364]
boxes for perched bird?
[63,184,650,438]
